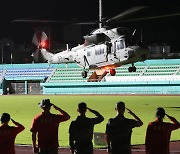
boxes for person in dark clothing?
[145,107,180,154]
[69,102,104,154]
[106,101,143,154]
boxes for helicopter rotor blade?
[12,19,96,24]
[11,6,148,25]
[32,33,39,46]
[12,6,180,26]
[12,19,70,23]
[107,6,147,23]
[120,12,180,22]
[41,32,48,43]
[31,49,40,62]
[32,31,48,49]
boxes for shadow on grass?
[164,107,180,111]
[165,107,180,109]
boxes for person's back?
[69,102,104,154]
[106,116,137,153]
[31,99,70,153]
[71,116,94,142]
[145,107,180,154]
[106,101,143,154]
[31,112,65,149]
[0,113,25,154]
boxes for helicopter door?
[105,41,112,61]
[94,44,107,64]
[116,40,125,50]
[114,39,127,60]
[112,40,124,58]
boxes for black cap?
[38,99,52,108]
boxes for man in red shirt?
[0,113,25,154]
[30,99,70,154]
[145,107,180,154]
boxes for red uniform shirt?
[145,120,180,154]
[30,112,69,149]
[0,125,24,154]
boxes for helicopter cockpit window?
[116,40,124,50]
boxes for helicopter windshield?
[116,40,125,50]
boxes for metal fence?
[10,82,42,94]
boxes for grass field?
[0,95,180,147]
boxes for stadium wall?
[41,81,180,94]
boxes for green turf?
[0,95,180,147]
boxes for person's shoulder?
[122,117,133,121]
[88,117,95,120]
[6,126,17,130]
[70,120,78,127]
[77,116,91,122]
[0,125,3,129]
[32,114,39,120]
[70,117,82,128]
[50,113,59,116]
[0,125,11,129]
[33,113,43,119]
[108,115,117,120]
[70,116,79,122]
[107,117,115,124]
[147,121,156,127]
[47,113,64,120]
[125,117,139,124]
[109,117,115,121]
[163,121,177,126]
[52,113,68,117]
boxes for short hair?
[1,113,10,123]
[156,107,165,119]
[78,102,87,113]
[116,101,125,111]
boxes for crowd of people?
[0,99,179,154]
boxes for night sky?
[1,0,180,51]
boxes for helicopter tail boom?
[40,49,55,62]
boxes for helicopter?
[32,27,149,78]
[30,6,151,78]
[13,6,180,78]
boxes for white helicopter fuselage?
[38,27,149,77]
